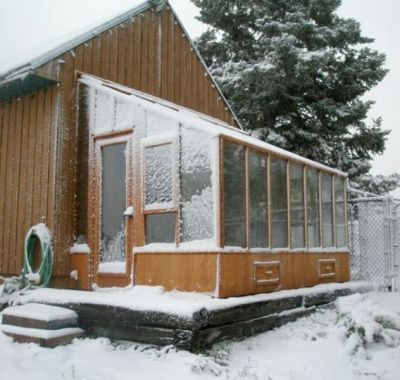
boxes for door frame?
[88,131,134,287]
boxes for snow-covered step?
[1,303,84,347]
[0,324,84,347]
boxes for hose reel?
[22,223,54,288]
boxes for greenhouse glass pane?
[322,173,334,247]
[146,213,176,244]
[290,164,305,248]
[335,177,347,248]
[249,151,268,248]
[306,169,321,248]
[271,158,288,248]
[144,144,173,209]
[224,142,246,247]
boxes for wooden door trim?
[89,131,133,285]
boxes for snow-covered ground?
[1,291,399,380]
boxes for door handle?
[123,206,134,218]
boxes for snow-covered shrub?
[336,293,400,356]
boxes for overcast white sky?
[171,0,400,186]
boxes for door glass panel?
[101,143,127,263]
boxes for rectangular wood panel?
[134,252,217,293]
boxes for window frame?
[219,135,348,252]
[289,162,306,250]
[141,134,180,245]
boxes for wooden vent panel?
[318,259,336,279]
[254,261,281,285]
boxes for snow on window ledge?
[98,262,126,274]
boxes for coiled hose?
[22,223,53,288]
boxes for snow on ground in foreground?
[1,291,400,380]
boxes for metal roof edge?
[0,1,155,84]
[167,4,244,131]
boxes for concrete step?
[1,303,84,347]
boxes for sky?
[170,0,400,192]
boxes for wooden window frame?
[141,135,180,245]
[219,135,347,253]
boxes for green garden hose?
[22,224,54,288]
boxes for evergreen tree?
[353,173,400,196]
[192,0,394,188]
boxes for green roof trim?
[0,74,58,102]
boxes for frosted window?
[290,164,305,248]
[335,177,347,248]
[146,111,179,137]
[307,169,321,248]
[115,98,134,130]
[224,143,246,247]
[249,151,268,248]
[180,128,214,242]
[322,173,334,248]
[100,143,126,263]
[146,213,176,244]
[144,144,173,210]
[271,158,288,248]
[95,90,115,133]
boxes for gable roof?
[0,0,158,82]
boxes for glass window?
[100,143,126,262]
[290,164,305,248]
[180,127,214,242]
[144,143,174,210]
[335,177,347,248]
[271,158,288,248]
[224,142,246,247]
[146,213,176,244]
[306,169,321,248]
[322,173,334,247]
[249,151,268,248]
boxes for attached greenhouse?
[73,74,349,297]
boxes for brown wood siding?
[33,6,236,125]
[0,6,237,280]
[0,88,58,276]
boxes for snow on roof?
[80,74,347,177]
[0,0,154,81]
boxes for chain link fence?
[348,189,400,291]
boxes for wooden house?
[0,0,350,298]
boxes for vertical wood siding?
[0,87,58,276]
[0,6,237,279]
[35,6,236,125]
